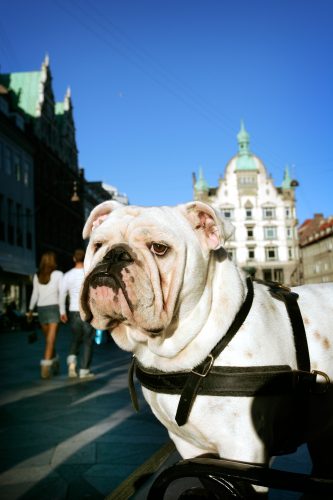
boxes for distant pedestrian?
[60,249,95,379]
[28,251,63,379]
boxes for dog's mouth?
[81,253,167,335]
[80,265,129,327]
[89,272,119,290]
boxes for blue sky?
[1,0,332,224]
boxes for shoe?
[67,355,78,378]
[68,362,78,378]
[40,359,53,379]
[79,369,95,379]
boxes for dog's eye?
[150,242,169,256]
[93,242,103,253]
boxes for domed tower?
[195,121,300,285]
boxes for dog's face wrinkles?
[81,205,197,337]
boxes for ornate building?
[0,57,129,315]
[193,122,300,285]
[0,56,86,314]
[298,214,333,284]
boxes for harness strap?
[175,277,254,425]
[128,277,327,427]
[258,281,310,372]
[136,363,317,397]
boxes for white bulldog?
[80,200,333,481]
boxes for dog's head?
[80,201,234,346]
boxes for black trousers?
[68,311,95,369]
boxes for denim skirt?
[37,305,60,324]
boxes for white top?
[29,270,63,310]
[59,267,85,315]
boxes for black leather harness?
[128,278,330,427]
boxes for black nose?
[103,247,133,265]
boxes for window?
[264,226,277,240]
[285,207,292,219]
[16,203,23,246]
[7,199,14,244]
[264,268,284,282]
[286,227,293,239]
[26,208,32,249]
[23,161,30,186]
[227,247,235,261]
[238,175,256,186]
[14,156,21,182]
[288,247,293,260]
[263,207,276,219]
[246,226,254,240]
[247,247,255,260]
[222,208,234,220]
[245,208,252,219]
[4,147,11,175]
[265,246,277,261]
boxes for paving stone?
[0,446,55,470]
[84,465,136,495]
[51,442,96,465]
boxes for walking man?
[60,249,95,379]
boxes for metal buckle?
[191,354,214,378]
[312,370,331,393]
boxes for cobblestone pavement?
[0,325,168,499]
[0,324,312,499]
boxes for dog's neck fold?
[127,258,247,372]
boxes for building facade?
[298,214,333,284]
[0,57,129,315]
[194,122,300,285]
[0,84,36,312]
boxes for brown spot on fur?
[314,331,321,340]
[130,277,135,283]
[323,338,330,350]
[245,351,253,359]
[303,317,310,325]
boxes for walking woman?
[28,251,63,379]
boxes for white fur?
[81,201,333,472]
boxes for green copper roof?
[194,167,209,192]
[236,120,256,171]
[282,165,292,190]
[0,71,42,117]
[237,119,250,148]
[55,102,64,114]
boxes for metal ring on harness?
[191,354,214,378]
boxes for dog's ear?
[182,201,234,250]
[82,201,122,239]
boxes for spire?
[64,86,71,111]
[282,165,292,190]
[237,119,250,156]
[194,167,209,200]
[236,120,256,171]
[194,167,209,193]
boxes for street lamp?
[70,181,80,202]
